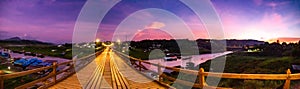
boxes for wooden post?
[158,63,162,82]
[283,69,291,89]
[73,59,77,66]
[199,68,205,88]
[73,60,77,72]
[52,62,57,83]
[68,61,73,73]
[139,61,142,71]
[0,70,4,89]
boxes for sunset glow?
[0,0,299,43]
[1,1,300,88]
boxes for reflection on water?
[142,51,232,73]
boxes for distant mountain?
[268,37,300,43]
[0,37,54,46]
[4,37,22,41]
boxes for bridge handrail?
[113,50,295,89]
[73,49,104,71]
[0,61,74,89]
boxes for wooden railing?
[114,50,300,89]
[0,49,104,89]
[0,61,75,89]
[73,49,104,72]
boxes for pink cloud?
[144,22,165,29]
[185,23,208,39]
[260,13,288,30]
[253,0,263,6]
[132,29,173,41]
[265,1,290,7]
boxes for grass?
[128,48,165,59]
[160,52,300,88]
[4,46,102,59]
[4,75,36,89]
[192,52,300,88]
[5,46,73,59]
[196,53,296,74]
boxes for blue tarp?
[14,58,50,67]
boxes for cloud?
[132,29,173,41]
[253,0,263,6]
[265,1,290,7]
[260,13,288,30]
[144,22,165,29]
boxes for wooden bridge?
[49,48,168,89]
[1,47,300,89]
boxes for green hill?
[0,37,53,46]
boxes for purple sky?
[1,0,300,43]
[0,0,85,43]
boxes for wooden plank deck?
[50,48,167,89]
[49,74,82,89]
[111,52,168,89]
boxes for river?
[141,51,233,73]
[1,49,70,63]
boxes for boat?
[12,50,23,54]
[164,56,177,61]
[164,53,177,61]
[37,54,45,58]
[24,52,36,56]
[0,51,11,58]
[181,56,192,60]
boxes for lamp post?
[95,38,101,43]
[95,38,101,49]
[117,39,121,51]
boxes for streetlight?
[95,38,101,49]
[116,39,121,51]
[116,39,121,45]
[95,38,101,43]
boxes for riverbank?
[199,52,299,74]
[3,46,73,59]
[0,48,72,73]
[0,49,72,89]
[181,52,300,88]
